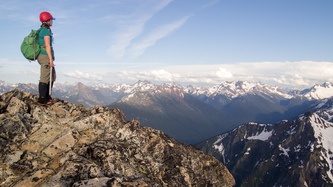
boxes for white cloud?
[23,70,39,75]
[216,67,233,78]
[151,69,181,81]
[64,70,103,81]
[113,61,333,88]
[117,69,180,82]
[1,60,332,89]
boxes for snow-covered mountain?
[196,98,333,186]
[89,80,157,94]
[300,82,333,100]
[186,81,302,126]
[1,80,333,144]
[185,81,291,99]
[186,81,333,101]
[3,80,332,105]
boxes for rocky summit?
[0,89,235,187]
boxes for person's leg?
[37,54,51,105]
[38,82,48,105]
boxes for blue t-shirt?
[38,28,54,57]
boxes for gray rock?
[0,89,235,187]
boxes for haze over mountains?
[1,80,333,144]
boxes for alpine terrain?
[185,81,323,125]
[108,83,230,144]
[196,97,333,186]
[1,80,332,145]
[0,89,235,186]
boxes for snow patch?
[213,133,229,163]
[279,144,290,157]
[316,99,329,109]
[286,124,297,135]
[121,93,135,102]
[294,144,302,152]
[244,147,251,155]
[247,127,273,141]
[310,114,333,182]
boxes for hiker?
[37,11,56,105]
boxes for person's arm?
[43,35,54,67]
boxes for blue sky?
[0,0,332,89]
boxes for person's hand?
[49,61,54,67]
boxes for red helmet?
[40,12,55,22]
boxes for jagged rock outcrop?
[0,89,235,187]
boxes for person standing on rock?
[37,11,56,105]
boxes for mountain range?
[1,80,333,144]
[196,97,333,186]
[2,79,333,185]
[109,84,227,144]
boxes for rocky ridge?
[197,102,333,186]
[0,89,235,187]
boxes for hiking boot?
[38,82,48,105]
[37,102,45,106]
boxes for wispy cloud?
[106,0,180,60]
[106,15,150,60]
[0,1,18,12]
[203,0,221,9]
[128,16,190,59]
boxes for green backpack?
[20,28,45,61]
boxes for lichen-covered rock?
[0,89,235,187]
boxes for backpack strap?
[38,28,47,51]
